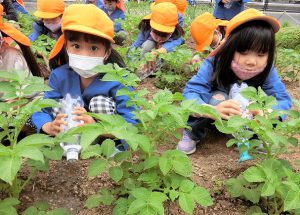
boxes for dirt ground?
[14,79,300,215]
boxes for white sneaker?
[176,130,197,155]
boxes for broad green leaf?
[172,154,192,177]
[109,166,123,182]
[179,180,194,193]
[243,166,266,183]
[88,159,108,177]
[169,190,179,201]
[16,147,44,162]
[127,199,146,214]
[226,177,244,198]
[42,146,64,160]
[124,178,136,190]
[143,156,159,170]
[190,187,213,207]
[159,156,172,175]
[130,188,150,201]
[0,198,20,207]
[261,181,276,197]
[80,144,102,159]
[34,200,49,211]
[99,188,114,205]
[139,139,151,154]
[243,186,262,204]
[0,145,12,156]
[26,159,49,172]
[23,206,38,215]
[112,198,128,215]
[46,208,69,215]
[17,134,54,147]
[113,151,131,163]
[284,190,300,211]
[226,139,238,148]
[101,139,115,157]
[178,193,195,215]
[0,156,22,185]
[80,127,104,150]
[85,194,102,209]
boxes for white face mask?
[44,22,61,32]
[68,52,106,79]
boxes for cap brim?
[142,13,151,20]
[150,20,175,33]
[1,23,30,46]
[63,24,114,43]
[34,10,62,19]
[49,35,64,60]
[226,16,280,37]
[195,34,213,52]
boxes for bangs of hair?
[230,20,275,54]
[64,30,110,47]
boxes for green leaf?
[190,187,213,207]
[179,180,195,193]
[17,134,54,147]
[88,159,108,177]
[172,154,192,177]
[85,194,102,209]
[226,139,238,147]
[80,127,103,150]
[0,156,22,185]
[46,208,69,215]
[143,156,159,170]
[113,198,128,215]
[23,206,38,215]
[16,146,44,162]
[101,139,115,157]
[109,166,123,182]
[178,193,195,215]
[243,166,266,183]
[127,199,146,214]
[0,198,20,207]
[284,190,300,211]
[130,188,150,201]
[261,181,276,197]
[159,156,172,175]
[139,140,151,154]
[113,151,131,163]
[80,144,102,159]
[34,200,49,211]
[169,190,179,201]
[42,146,64,160]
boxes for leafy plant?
[0,70,61,198]
[64,64,222,214]
[276,48,300,82]
[215,87,300,214]
[276,26,300,51]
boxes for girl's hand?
[249,109,263,116]
[72,107,95,125]
[215,100,242,120]
[42,113,67,136]
[222,0,231,3]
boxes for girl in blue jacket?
[32,4,136,137]
[177,9,292,155]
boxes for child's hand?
[215,100,242,120]
[72,107,95,125]
[42,113,67,136]
[249,110,263,116]
[222,0,231,3]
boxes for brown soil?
[13,79,300,215]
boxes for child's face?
[211,30,222,49]
[66,36,106,58]
[104,0,117,11]
[150,29,172,43]
[43,16,61,24]
[233,50,268,70]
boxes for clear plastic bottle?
[59,94,84,161]
[224,0,233,9]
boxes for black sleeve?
[2,0,18,22]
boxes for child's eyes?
[71,44,80,49]
[258,53,267,57]
[90,46,99,51]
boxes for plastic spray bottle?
[229,83,253,162]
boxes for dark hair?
[1,31,42,77]
[138,19,184,40]
[49,30,126,70]
[212,20,276,90]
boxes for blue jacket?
[29,21,62,42]
[85,0,104,8]
[100,6,125,33]
[183,58,292,111]
[130,14,184,53]
[32,64,137,132]
[213,0,251,20]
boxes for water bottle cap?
[66,150,79,161]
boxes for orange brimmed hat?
[143,2,178,33]
[49,4,114,60]
[151,0,187,15]
[190,12,221,52]
[0,5,30,46]
[226,8,280,38]
[34,0,65,19]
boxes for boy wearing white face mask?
[29,0,64,42]
[31,4,137,137]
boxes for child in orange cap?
[130,2,184,80]
[32,4,136,141]
[0,4,41,82]
[151,0,187,15]
[99,0,127,45]
[213,0,250,20]
[1,0,18,21]
[177,9,291,157]
[29,0,64,41]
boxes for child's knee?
[89,95,116,114]
[141,40,156,56]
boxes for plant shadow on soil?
[12,79,300,215]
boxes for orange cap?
[116,0,126,12]
[0,5,30,46]
[16,0,26,8]
[34,0,65,19]
[143,2,178,33]
[151,0,187,15]
[49,4,114,60]
[190,12,220,52]
[226,8,280,38]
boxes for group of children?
[0,0,292,158]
